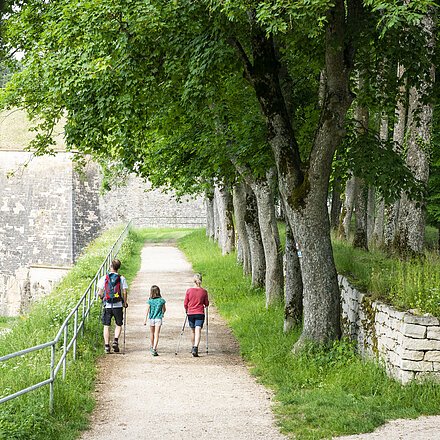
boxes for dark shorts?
[102,307,123,326]
[188,314,205,329]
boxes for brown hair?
[150,285,161,299]
[111,259,121,271]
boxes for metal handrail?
[0,220,132,411]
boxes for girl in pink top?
[184,273,209,357]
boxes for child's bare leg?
[149,326,155,348]
[191,327,195,346]
[194,326,202,347]
[153,325,161,350]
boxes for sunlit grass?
[179,229,440,439]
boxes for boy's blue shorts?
[188,314,205,329]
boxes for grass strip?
[332,236,440,316]
[179,229,440,440]
[0,227,193,440]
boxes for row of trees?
[0,1,439,347]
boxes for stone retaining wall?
[340,276,440,383]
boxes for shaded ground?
[79,244,285,440]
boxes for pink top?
[184,287,209,315]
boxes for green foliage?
[179,229,440,439]
[334,124,426,203]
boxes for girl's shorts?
[188,314,205,329]
[148,318,162,327]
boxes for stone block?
[427,327,440,340]
[401,337,440,351]
[424,351,440,362]
[387,308,406,321]
[400,359,433,372]
[401,350,424,361]
[375,312,387,325]
[402,323,427,339]
[398,369,415,384]
[378,336,396,351]
[404,313,440,326]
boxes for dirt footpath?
[79,244,285,440]
[336,415,440,440]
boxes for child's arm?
[144,304,150,325]
[162,303,166,314]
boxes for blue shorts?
[188,314,205,329]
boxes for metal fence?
[0,221,132,412]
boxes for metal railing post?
[82,296,86,336]
[63,325,68,379]
[50,344,55,413]
[73,309,78,361]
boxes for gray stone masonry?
[0,152,103,315]
[1,153,206,316]
[99,175,206,228]
[340,275,440,384]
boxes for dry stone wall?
[340,276,440,383]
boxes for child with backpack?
[144,285,166,356]
[97,259,128,354]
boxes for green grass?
[279,221,440,317]
[0,226,142,440]
[179,230,440,440]
[425,225,439,250]
[0,317,18,331]
[0,227,193,440]
[332,236,440,316]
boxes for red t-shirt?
[184,287,209,315]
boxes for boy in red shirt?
[184,273,209,357]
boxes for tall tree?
[1,0,434,345]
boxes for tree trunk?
[352,82,369,250]
[353,177,368,250]
[214,184,235,255]
[233,182,251,275]
[284,221,303,332]
[213,188,220,243]
[205,190,215,240]
[244,185,265,288]
[234,165,284,307]
[330,184,342,231]
[372,114,388,247]
[367,186,375,245]
[385,64,407,249]
[232,0,354,344]
[373,199,385,247]
[396,13,434,255]
[251,170,284,307]
[342,177,357,240]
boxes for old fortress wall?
[0,111,205,316]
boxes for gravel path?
[79,243,285,440]
[336,415,440,440]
